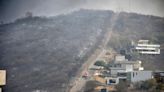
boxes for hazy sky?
[0,0,164,22]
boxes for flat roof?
[115,61,139,64]
[110,67,125,70]
[140,51,160,54]
[128,70,152,73]
[135,47,157,50]
[137,44,160,47]
[138,40,149,42]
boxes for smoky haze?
[0,0,164,22]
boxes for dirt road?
[69,13,119,92]
[69,31,113,92]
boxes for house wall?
[110,64,133,76]
[110,68,125,76]
[115,55,126,62]
[128,71,152,82]
[134,43,160,54]
[121,64,133,72]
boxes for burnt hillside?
[0,10,113,92]
[0,9,164,92]
[108,12,164,70]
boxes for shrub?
[94,60,106,67]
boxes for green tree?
[94,60,106,67]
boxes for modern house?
[110,55,144,76]
[132,40,160,55]
[107,55,152,84]
[105,71,153,85]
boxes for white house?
[108,55,152,84]
[110,55,144,76]
[132,40,160,55]
[127,71,153,82]
[106,70,153,85]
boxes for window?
[133,72,135,77]
[109,79,116,83]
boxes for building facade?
[132,40,160,55]
[127,71,153,82]
[108,55,152,84]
